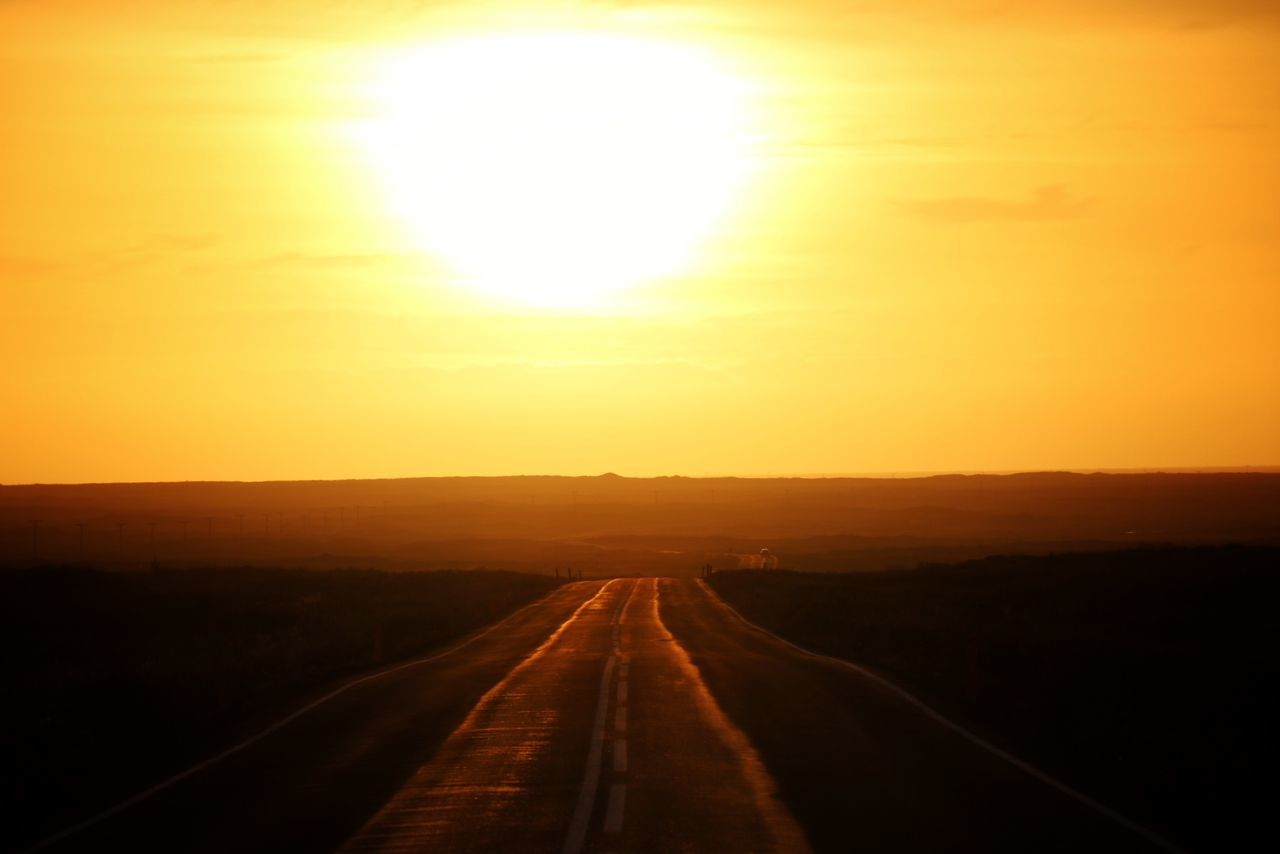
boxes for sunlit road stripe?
[701,580,1187,854]
[617,681,628,704]
[26,582,612,854]
[615,706,627,733]
[613,739,628,774]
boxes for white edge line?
[25,581,601,854]
[698,579,1186,854]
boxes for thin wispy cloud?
[898,185,1093,224]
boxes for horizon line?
[4,464,1280,488]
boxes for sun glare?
[356,31,755,309]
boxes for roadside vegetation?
[1,565,561,848]
[709,546,1280,852]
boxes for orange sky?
[3,1,1278,482]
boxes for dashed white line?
[563,580,635,854]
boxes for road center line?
[562,580,635,854]
[617,681,628,704]
[615,706,627,733]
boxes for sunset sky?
[3,1,1277,483]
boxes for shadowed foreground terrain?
[1,567,562,851]
[11,576,1172,854]
[706,547,1280,852]
[3,491,1277,852]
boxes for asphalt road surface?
[33,578,1172,853]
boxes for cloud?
[1192,118,1273,133]
[188,51,286,64]
[91,233,220,272]
[0,255,63,276]
[592,1,1280,31]
[243,251,421,270]
[0,233,220,278]
[1155,0,1280,28]
[908,0,1278,28]
[150,232,220,252]
[898,185,1093,224]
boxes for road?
[36,577,1171,853]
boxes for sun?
[355,31,754,309]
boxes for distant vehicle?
[738,548,780,569]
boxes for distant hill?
[3,472,1278,573]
